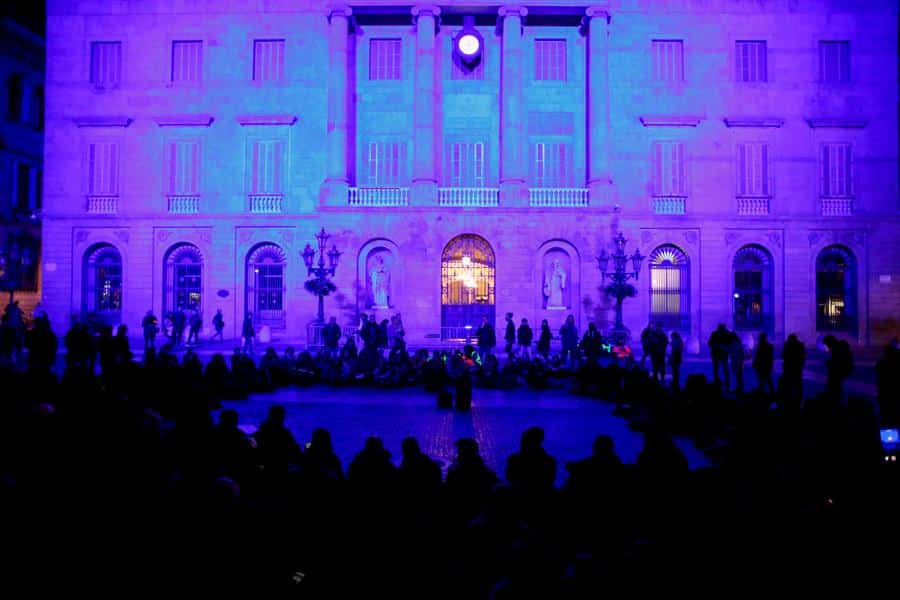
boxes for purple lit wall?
[40,0,900,346]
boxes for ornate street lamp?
[302,227,341,324]
[595,232,644,346]
[0,235,34,305]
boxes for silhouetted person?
[141,310,158,351]
[517,318,533,360]
[580,322,602,362]
[173,307,187,347]
[253,405,302,475]
[241,312,255,354]
[446,438,499,523]
[637,429,688,479]
[212,309,225,342]
[537,319,552,358]
[649,322,668,382]
[97,325,115,374]
[323,316,341,357]
[114,325,131,364]
[728,332,745,395]
[25,315,58,373]
[398,437,442,500]
[669,331,684,390]
[565,434,623,498]
[301,427,345,483]
[560,314,578,365]
[211,409,254,479]
[476,316,496,363]
[752,332,775,394]
[709,324,731,390]
[640,324,653,368]
[824,335,854,399]
[504,312,516,357]
[377,319,389,350]
[348,436,397,496]
[187,310,202,345]
[781,333,807,409]
[505,426,556,498]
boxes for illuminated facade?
[41,0,899,346]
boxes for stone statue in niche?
[543,258,567,309]
[370,254,391,308]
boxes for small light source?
[453,16,483,65]
[733,293,740,299]
[464,325,473,330]
[457,33,480,57]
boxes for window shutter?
[272,141,283,194]
[737,144,747,195]
[108,143,118,194]
[760,144,769,196]
[652,142,662,195]
[190,141,200,194]
[251,141,260,193]
[166,142,176,194]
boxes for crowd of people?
[2,300,899,594]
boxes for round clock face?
[457,33,480,56]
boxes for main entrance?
[441,234,495,340]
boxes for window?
[166,141,200,195]
[532,143,573,188]
[652,40,684,82]
[7,75,23,121]
[369,38,402,80]
[652,142,686,196]
[819,41,850,84]
[366,141,406,187]
[535,39,566,81]
[735,41,767,82]
[816,245,857,333]
[733,245,773,332]
[15,163,32,211]
[252,39,285,82]
[172,41,202,83]
[90,42,122,88]
[250,140,284,194]
[88,142,120,195]
[736,143,771,196]
[446,142,486,187]
[164,244,203,314]
[246,243,287,328]
[820,143,852,197]
[31,85,43,129]
[648,245,690,331]
[83,244,123,323]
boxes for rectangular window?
[166,141,201,195]
[369,39,402,80]
[252,39,285,82]
[819,41,850,84]
[15,163,31,210]
[652,141,686,196]
[532,143,573,188]
[250,140,284,194]
[735,41,767,83]
[652,40,684,82]
[172,41,202,83]
[366,141,406,186]
[90,42,122,88]
[535,39,567,81]
[87,142,119,195]
[820,143,852,197]
[736,143,771,196]
[446,142,486,187]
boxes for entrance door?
[441,234,495,340]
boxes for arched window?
[648,245,690,331]
[441,234,495,339]
[7,75,24,122]
[816,245,857,334]
[164,243,203,315]
[246,243,286,328]
[733,245,774,332]
[83,243,122,324]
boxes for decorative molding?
[725,231,742,246]
[238,229,254,244]
[585,6,611,22]
[411,5,441,18]
[156,230,173,243]
[640,230,655,245]
[639,115,705,127]
[498,5,528,18]
[153,114,214,127]
[198,230,212,245]
[683,231,698,245]
[75,230,91,244]
[327,5,352,20]
[73,116,132,128]
[808,230,866,249]
[235,115,298,126]
[114,230,130,245]
[804,117,868,129]
[723,116,785,128]
[767,231,782,249]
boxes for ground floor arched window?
[246,243,286,328]
[441,234,495,340]
[163,243,203,315]
[83,243,122,325]
[733,244,774,333]
[648,244,690,331]
[816,245,857,334]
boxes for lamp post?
[0,235,34,305]
[596,232,644,346]
[302,227,341,324]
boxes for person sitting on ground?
[446,437,499,524]
[397,437,442,500]
[505,426,557,498]
[253,405,302,476]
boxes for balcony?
[167,194,200,214]
[248,194,284,214]
[86,195,118,214]
[652,195,686,215]
[820,197,853,216]
[348,187,409,207]
[438,187,499,207]
[737,196,770,216]
[529,188,589,208]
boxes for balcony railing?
[529,188,589,207]
[86,195,118,214]
[167,194,200,214]
[820,197,853,216]
[652,195,686,215]
[438,187,499,207]
[248,194,284,214]
[737,196,770,216]
[348,187,409,206]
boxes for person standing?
[728,332,745,395]
[173,306,187,348]
[780,333,806,411]
[504,312,516,358]
[187,309,202,346]
[537,319,552,359]
[560,314,579,366]
[323,316,342,358]
[669,331,684,390]
[580,322,602,363]
[517,318,533,361]
[708,323,731,391]
[639,324,653,369]
[241,312,255,355]
[649,322,668,382]
[476,316,496,363]
[212,309,225,342]
[141,310,159,352]
[752,332,775,395]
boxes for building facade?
[42,0,899,347]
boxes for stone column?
[585,7,616,209]
[411,5,440,206]
[499,5,528,207]
[321,6,352,207]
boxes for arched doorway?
[82,243,122,325]
[163,243,203,315]
[441,234,495,340]
[246,243,286,329]
[733,244,774,333]
[648,244,690,331]
[816,245,857,334]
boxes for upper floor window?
[250,140,285,194]
[7,75,24,121]
[252,39,285,82]
[90,42,122,89]
[31,85,43,130]
[172,41,203,83]
[652,141,686,196]
[446,142,486,187]
[535,39,566,81]
[652,40,684,82]
[819,41,850,84]
[166,141,201,195]
[366,141,406,186]
[820,143,852,198]
[532,142,573,188]
[736,143,771,197]
[369,39,402,80]
[15,162,33,211]
[88,142,120,195]
[735,41,767,83]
